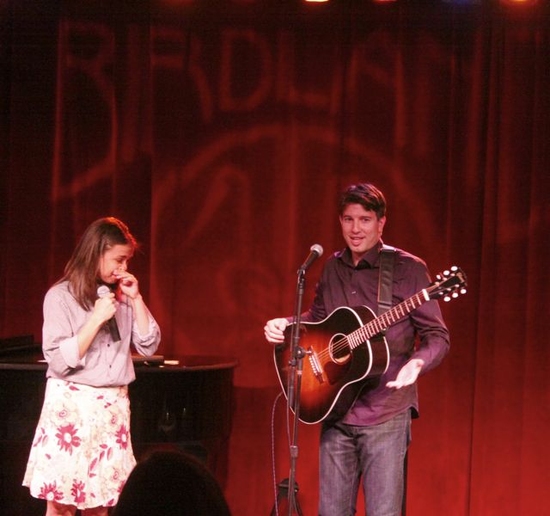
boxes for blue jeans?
[318,410,411,516]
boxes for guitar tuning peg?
[443,295,451,302]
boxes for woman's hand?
[114,269,140,300]
[93,293,117,325]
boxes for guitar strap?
[377,247,408,515]
[377,244,396,316]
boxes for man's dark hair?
[338,183,387,219]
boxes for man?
[264,183,450,516]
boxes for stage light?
[442,0,481,4]
[500,0,539,5]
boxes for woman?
[23,217,161,516]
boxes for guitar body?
[274,305,390,425]
[273,265,467,425]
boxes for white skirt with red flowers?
[22,378,137,509]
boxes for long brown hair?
[60,217,138,310]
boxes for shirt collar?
[337,240,384,269]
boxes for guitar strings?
[300,271,463,371]
[310,293,428,361]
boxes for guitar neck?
[350,289,431,347]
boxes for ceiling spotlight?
[500,0,539,4]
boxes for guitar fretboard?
[347,289,430,349]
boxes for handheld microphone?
[97,285,121,342]
[299,244,324,272]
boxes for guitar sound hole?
[329,333,351,365]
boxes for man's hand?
[264,318,289,344]
[386,358,425,389]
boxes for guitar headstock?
[428,266,467,302]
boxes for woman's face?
[99,244,134,284]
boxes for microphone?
[299,244,324,272]
[97,285,121,342]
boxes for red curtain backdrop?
[1,1,549,514]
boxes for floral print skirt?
[22,378,137,509]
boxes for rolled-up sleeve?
[131,316,161,357]
[42,287,86,373]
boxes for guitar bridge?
[307,348,324,384]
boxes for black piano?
[0,335,238,515]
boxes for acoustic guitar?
[273,266,467,424]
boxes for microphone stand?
[285,267,308,516]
